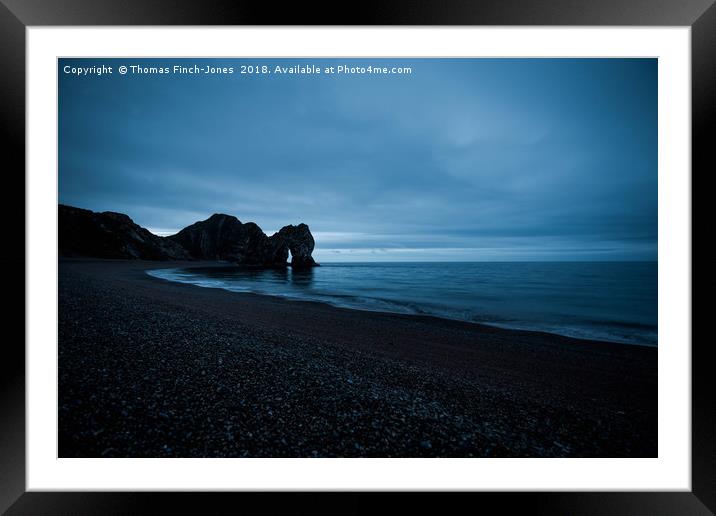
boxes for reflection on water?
[290,267,315,286]
[187,266,314,289]
[147,262,657,346]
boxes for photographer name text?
[62,63,413,77]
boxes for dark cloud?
[59,58,657,261]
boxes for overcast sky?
[59,58,656,262]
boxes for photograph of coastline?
[58,57,657,458]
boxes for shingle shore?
[58,259,657,457]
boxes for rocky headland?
[58,204,317,268]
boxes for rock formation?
[276,224,317,268]
[58,204,318,267]
[58,205,190,260]
[168,213,287,267]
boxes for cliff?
[58,205,190,260]
[58,205,318,267]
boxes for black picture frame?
[0,1,707,514]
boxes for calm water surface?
[147,262,657,346]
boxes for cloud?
[59,58,657,261]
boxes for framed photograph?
[2,0,707,513]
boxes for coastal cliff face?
[167,214,285,266]
[59,205,190,260]
[58,205,318,267]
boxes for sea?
[147,261,657,346]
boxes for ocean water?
[147,261,657,346]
